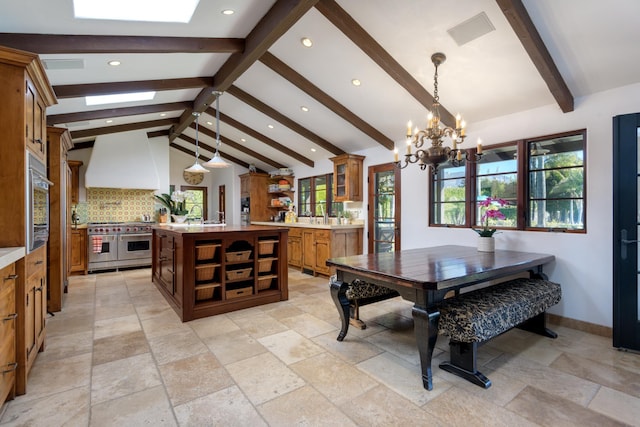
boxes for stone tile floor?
[0,268,638,426]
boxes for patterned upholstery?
[346,279,397,301]
[438,278,562,342]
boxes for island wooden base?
[152,225,288,322]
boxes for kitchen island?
[251,221,364,276]
[152,224,288,322]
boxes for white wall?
[294,82,640,328]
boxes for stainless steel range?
[87,222,153,272]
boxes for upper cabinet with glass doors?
[330,154,365,202]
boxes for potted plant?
[155,190,191,223]
[474,196,508,251]
[342,210,352,224]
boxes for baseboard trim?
[548,313,612,338]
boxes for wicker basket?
[257,274,276,291]
[226,250,252,262]
[226,267,253,281]
[196,244,220,261]
[226,286,253,299]
[258,257,276,273]
[258,240,278,255]
[195,283,219,301]
[195,264,219,281]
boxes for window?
[429,129,586,233]
[180,185,207,220]
[431,164,467,226]
[527,134,585,230]
[298,174,342,217]
[475,144,518,229]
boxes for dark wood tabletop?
[327,245,555,291]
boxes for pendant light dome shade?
[203,92,230,168]
[185,111,210,173]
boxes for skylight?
[73,0,200,23]
[86,92,156,106]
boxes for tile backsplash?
[86,188,155,222]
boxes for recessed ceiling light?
[206,121,213,126]
[73,0,200,23]
[107,60,121,66]
[85,91,156,106]
[241,138,246,142]
[311,148,317,152]
[160,113,167,117]
[301,37,313,48]
[301,106,309,112]
[105,119,113,124]
[221,9,234,15]
[267,124,274,129]
[351,79,361,87]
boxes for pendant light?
[204,91,230,168]
[184,111,210,173]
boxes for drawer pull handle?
[2,362,18,374]
[2,313,17,322]
[35,260,44,265]
[3,274,18,281]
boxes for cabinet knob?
[3,274,18,281]
[1,362,18,374]
[2,313,17,322]
[35,260,44,265]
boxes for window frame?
[297,173,341,217]
[429,129,587,234]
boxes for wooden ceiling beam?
[0,33,244,54]
[170,0,319,141]
[207,107,314,167]
[69,118,178,139]
[188,122,287,169]
[496,0,574,112]
[48,101,191,125]
[147,130,170,139]
[226,85,344,156]
[315,0,456,128]
[53,77,211,99]
[260,52,394,150]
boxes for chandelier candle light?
[394,52,482,173]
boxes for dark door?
[368,163,401,253]
[613,112,640,351]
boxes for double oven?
[87,222,153,272]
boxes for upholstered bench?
[437,277,561,388]
[331,277,399,337]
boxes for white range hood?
[85,131,160,190]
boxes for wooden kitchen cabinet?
[68,227,87,276]
[330,154,365,202]
[0,261,18,405]
[19,246,47,396]
[239,173,270,222]
[67,160,83,205]
[0,46,56,396]
[287,228,302,268]
[47,127,74,312]
[292,226,363,276]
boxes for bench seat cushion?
[438,278,561,342]
[346,279,397,301]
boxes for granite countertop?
[251,221,364,230]
[0,247,26,270]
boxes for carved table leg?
[330,277,350,341]
[412,304,440,391]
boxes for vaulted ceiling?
[0,0,638,173]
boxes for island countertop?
[251,221,364,230]
[0,247,25,270]
[153,224,289,234]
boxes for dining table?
[326,245,555,390]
